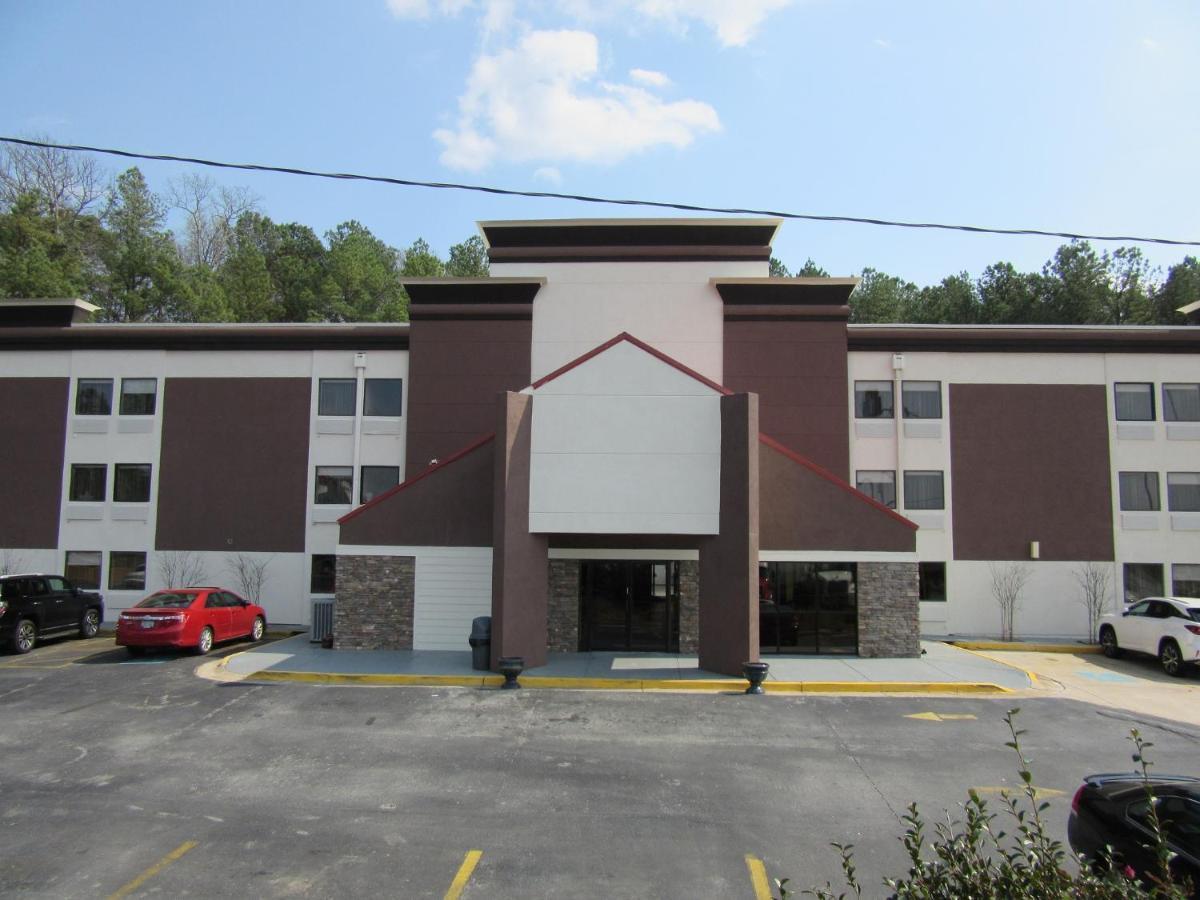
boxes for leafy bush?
[781,709,1192,899]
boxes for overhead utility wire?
[3,136,1197,247]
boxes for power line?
[3,135,1197,247]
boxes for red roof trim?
[528,332,733,395]
[337,432,496,525]
[758,433,919,531]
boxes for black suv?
[0,574,105,654]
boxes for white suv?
[1098,596,1200,677]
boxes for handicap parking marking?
[444,849,483,900]
[744,854,772,900]
[1077,671,1138,683]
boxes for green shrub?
[781,709,1193,900]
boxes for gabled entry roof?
[527,331,731,395]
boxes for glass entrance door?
[759,562,857,655]
[581,560,679,652]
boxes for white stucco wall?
[527,339,722,534]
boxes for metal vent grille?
[310,599,335,643]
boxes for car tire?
[1160,639,1186,678]
[126,646,145,657]
[195,626,214,656]
[79,608,101,639]
[11,619,36,654]
[249,616,265,643]
[1099,626,1121,659]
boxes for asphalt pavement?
[1,635,1198,898]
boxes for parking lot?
[2,636,1199,898]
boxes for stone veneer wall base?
[547,559,580,652]
[333,554,415,650]
[856,561,919,657]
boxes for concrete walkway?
[209,634,1032,693]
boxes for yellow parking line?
[745,854,772,900]
[444,849,482,900]
[108,840,197,899]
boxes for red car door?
[224,591,254,636]
[202,592,233,641]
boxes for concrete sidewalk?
[209,634,1031,693]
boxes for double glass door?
[581,561,680,652]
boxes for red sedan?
[116,588,266,656]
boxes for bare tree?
[989,562,1032,641]
[157,551,208,588]
[227,553,271,604]
[0,135,105,227]
[0,549,29,576]
[168,173,259,269]
[1074,562,1113,643]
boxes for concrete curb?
[951,641,1102,654]
[240,668,1013,694]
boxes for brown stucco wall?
[405,319,532,479]
[155,378,310,552]
[333,554,415,650]
[949,384,1114,561]
[339,437,494,547]
[490,392,549,668]
[0,378,67,549]
[759,438,917,552]
[698,393,760,676]
[724,319,850,479]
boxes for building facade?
[0,219,1197,674]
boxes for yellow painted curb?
[951,641,1102,654]
[243,669,1011,694]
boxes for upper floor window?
[1114,382,1154,421]
[903,470,945,510]
[1163,383,1200,422]
[75,379,113,415]
[855,470,896,508]
[1118,472,1160,512]
[854,381,893,419]
[69,464,107,502]
[113,464,152,503]
[318,379,356,417]
[119,378,157,415]
[364,378,403,417]
[360,465,400,503]
[901,381,942,419]
[315,466,353,504]
[1166,472,1200,512]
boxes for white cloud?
[533,166,564,184]
[629,67,670,87]
[631,0,795,47]
[434,29,720,170]
[873,38,890,49]
[386,0,475,17]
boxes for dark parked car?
[0,573,105,654]
[1069,773,1200,893]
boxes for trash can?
[468,616,491,671]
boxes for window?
[1114,382,1154,421]
[364,378,403,417]
[1167,473,1200,512]
[119,378,157,415]
[311,555,336,593]
[1124,563,1163,604]
[1174,564,1200,599]
[69,464,107,502]
[854,381,893,419]
[856,470,896,508]
[65,551,101,590]
[1118,472,1160,511]
[360,465,399,503]
[902,381,942,419]
[318,379,356,417]
[1164,383,1200,422]
[315,466,353,504]
[903,471,945,510]
[75,378,113,415]
[113,464,152,502]
[919,562,946,601]
[109,551,146,590]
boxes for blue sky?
[2,0,1198,284]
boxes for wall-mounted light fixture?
[1029,541,1040,560]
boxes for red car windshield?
[136,591,199,608]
